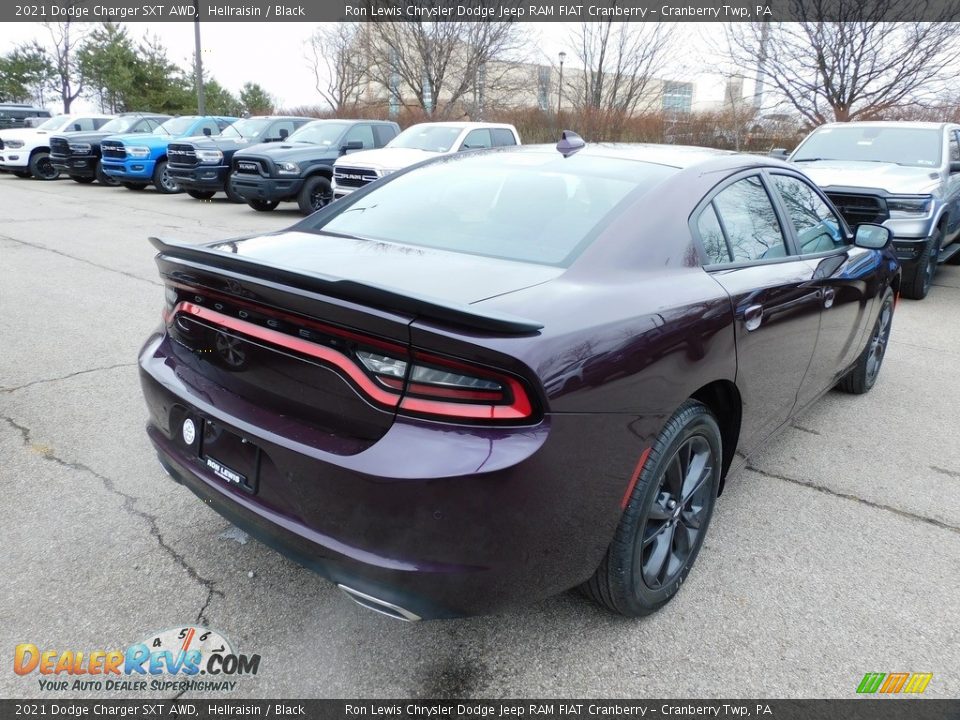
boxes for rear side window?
[491,128,517,147]
[950,132,959,162]
[712,176,788,263]
[697,204,730,264]
[70,118,100,131]
[771,174,847,254]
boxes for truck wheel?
[225,183,244,204]
[123,183,147,191]
[71,175,96,184]
[29,152,59,180]
[187,189,216,200]
[581,400,722,617]
[247,199,279,212]
[96,161,119,186]
[152,160,180,194]
[837,288,894,395]
[297,175,333,215]
[900,231,939,300]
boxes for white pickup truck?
[332,121,520,199]
[0,113,113,180]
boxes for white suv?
[333,121,520,199]
[0,114,114,180]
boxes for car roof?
[409,121,516,130]
[500,142,757,171]
[815,121,956,131]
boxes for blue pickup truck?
[101,115,237,193]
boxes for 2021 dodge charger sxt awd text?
[139,138,900,621]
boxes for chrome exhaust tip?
[337,584,421,622]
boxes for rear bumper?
[102,158,156,180]
[139,332,641,619]
[168,165,228,191]
[52,154,96,176]
[231,173,303,202]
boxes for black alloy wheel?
[582,400,722,616]
[837,287,895,394]
[30,152,59,180]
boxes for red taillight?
[169,298,537,424]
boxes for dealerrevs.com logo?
[14,626,260,693]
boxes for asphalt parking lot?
[1,173,959,700]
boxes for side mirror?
[340,140,364,155]
[203,127,212,136]
[950,160,960,174]
[278,128,289,140]
[768,148,789,160]
[854,223,892,249]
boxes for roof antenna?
[556,130,585,158]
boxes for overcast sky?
[0,21,739,113]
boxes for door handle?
[743,304,764,331]
[823,287,836,309]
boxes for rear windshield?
[793,126,942,167]
[310,151,676,267]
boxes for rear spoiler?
[149,237,543,335]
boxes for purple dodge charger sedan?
[139,137,899,620]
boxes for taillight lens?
[353,348,534,421]
[167,295,537,424]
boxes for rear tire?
[96,161,119,186]
[123,182,147,191]
[70,175,95,184]
[187,189,216,200]
[29,151,59,180]
[297,175,333,215]
[900,230,940,300]
[581,400,722,617]
[152,159,180,194]
[837,288,894,395]
[247,199,279,212]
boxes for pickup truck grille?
[334,166,378,189]
[233,158,265,175]
[101,141,126,160]
[49,137,70,158]
[167,143,198,168]
[825,192,889,226]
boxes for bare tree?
[43,21,88,113]
[365,13,525,118]
[566,20,675,116]
[727,2,960,124]
[305,23,367,112]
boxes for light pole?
[557,51,566,118]
[193,0,205,115]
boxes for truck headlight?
[5,140,24,149]
[887,196,932,218]
[126,146,150,159]
[377,168,396,177]
[276,161,299,175]
[69,143,91,154]
[196,149,223,164]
